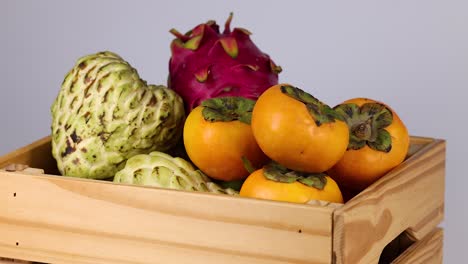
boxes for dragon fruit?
[168,13,282,112]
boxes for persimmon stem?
[334,102,393,152]
[353,119,372,140]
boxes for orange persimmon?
[240,163,344,204]
[251,84,349,173]
[183,97,268,181]
[328,98,410,191]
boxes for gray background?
[1,0,466,262]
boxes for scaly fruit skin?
[51,51,185,179]
[169,13,282,113]
[113,151,238,195]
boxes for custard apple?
[114,151,238,195]
[51,51,185,179]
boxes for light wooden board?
[392,228,444,264]
[333,138,446,264]
[0,136,445,264]
[0,171,334,264]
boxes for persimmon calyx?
[201,97,255,124]
[334,102,393,152]
[241,156,256,174]
[263,162,327,190]
[280,85,343,126]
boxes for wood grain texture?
[0,257,31,264]
[333,139,446,264]
[392,228,444,264]
[0,136,444,264]
[0,171,334,264]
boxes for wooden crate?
[0,136,446,264]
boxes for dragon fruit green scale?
[168,13,282,112]
[51,51,185,179]
[113,151,238,195]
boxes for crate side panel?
[333,139,445,264]
[0,172,333,264]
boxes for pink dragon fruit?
[168,13,282,113]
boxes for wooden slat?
[392,228,444,264]
[0,136,56,175]
[333,139,446,264]
[0,135,443,264]
[0,171,334,264]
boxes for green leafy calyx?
[201,97,255,124]
[263,162,327,190]
[241,156,256,174]
[334,102,393,152]
[280,85,342,126]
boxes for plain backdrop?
[1,0,466,262]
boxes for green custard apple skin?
[113,151,238,195]
[51,51,185,179]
